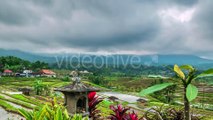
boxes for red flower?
[88,91,96,101]
[128,111,138,120]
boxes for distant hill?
[0,49,54,63]
[0,49,212,69]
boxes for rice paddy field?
[0,76,212,120]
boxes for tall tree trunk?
[184,86,191,120]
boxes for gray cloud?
[0,0,212,58]
[0,0,40,25]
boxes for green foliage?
[43,85,51,96]
[0,99,17,113]
[0,56,30,72]
[101,100,113,107]
[186,84,198,102]
[71,114,89,120]
[88,74,108,86]
[61,76,70,82]
[142,106,201,120]
[151,84,177,104]
[140,64,213,120]
[139,83,174,96]
[0,94,35,109]
[196,69,213,78]
[33,80,45,95]
[3,93,43,106]
[174,64,185,80]
[31,61,49,71]
[19,98,70,120]
[180,65,195,72]
[19,98,89,120]
[0,56,48,72]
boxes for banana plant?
[140,64,213,120]
[19,98,70,120]
[19,97,90,120]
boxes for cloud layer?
[0,0,212,58]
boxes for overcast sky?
[0,0,212,58]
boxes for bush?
[62,76,70,82]
[88,75,108,86]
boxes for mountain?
[0,49,212,69]
[157,54,213,65]
[0,49,54,63]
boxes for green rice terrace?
[0,67,213,120]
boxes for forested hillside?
[0,56,48,72]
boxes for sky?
[0,0,212,58]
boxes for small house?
[79,70,90,74]
[40,69,56,77]
[3,69,13,76]
[23,70,33,77]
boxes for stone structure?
[19,88,31,96]
[55,71,99,116]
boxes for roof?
[55,82,100,93]
[4,69,13,73]
[137,98,148,102]
[70,71,78,76]
[40,69,56,75]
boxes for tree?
[0,56,48,72]
[88,74,108,86]
[140,64,213,120]
[31,61,48,71]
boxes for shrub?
[140,65,213,120]
[88,91,103,119]
[108,105,140,120]
[33,80,45,95]
[62,76,70,82]
[19,98,70,120]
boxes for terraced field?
[0,77,212,119]
[0,77,68,119]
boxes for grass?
[0,76,213,119]
[0,94,35,109]
[0,99,18,114]
[3,93,43,106]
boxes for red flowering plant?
[88,91,103,119]
[109,105,129,120]
[127,111,139,120]
[109,105,141,120]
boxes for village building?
[3,69,13,76]
[23,70,33,77]
[39,69,56,77]
[79,70,90,74]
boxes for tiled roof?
[40,69,56,75]
[4,69,13,73]
[55,82,100,92]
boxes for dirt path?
[0,107,25,120]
